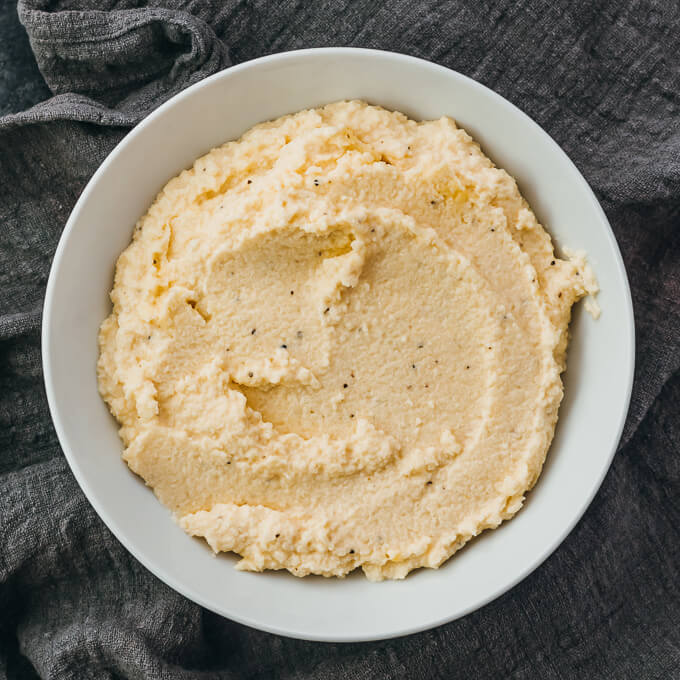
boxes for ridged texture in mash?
[98,101,597,580]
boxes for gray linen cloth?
[1,0,679,678]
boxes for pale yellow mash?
[98,101,597,580]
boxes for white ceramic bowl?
[42,48,635,642]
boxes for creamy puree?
[98,101,597,580]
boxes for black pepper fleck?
[551,260,556,265]
[426,481,432,485]
[313,179,319,186]
[251,328,256,335]
[465,365,470,370]
[152,259,157,265]
[324,307,330,314]
[275,533,280,538]
[281,344,287,349]
[290,290,294,295]
[490,228,495,232]
[411,363,416,369]
[558,292,562,298]
[349,549,355,554]
[431,200,437,205]
[350,414,354,418]
[343,383,348,388]
[247,179,252,184]
[417,343,424,349]
[248,372,253,377]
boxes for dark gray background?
[1,0,679,678]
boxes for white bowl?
[42,48,635,642]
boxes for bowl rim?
[42,46,635,642]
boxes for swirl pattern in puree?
[98,101,597,579]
